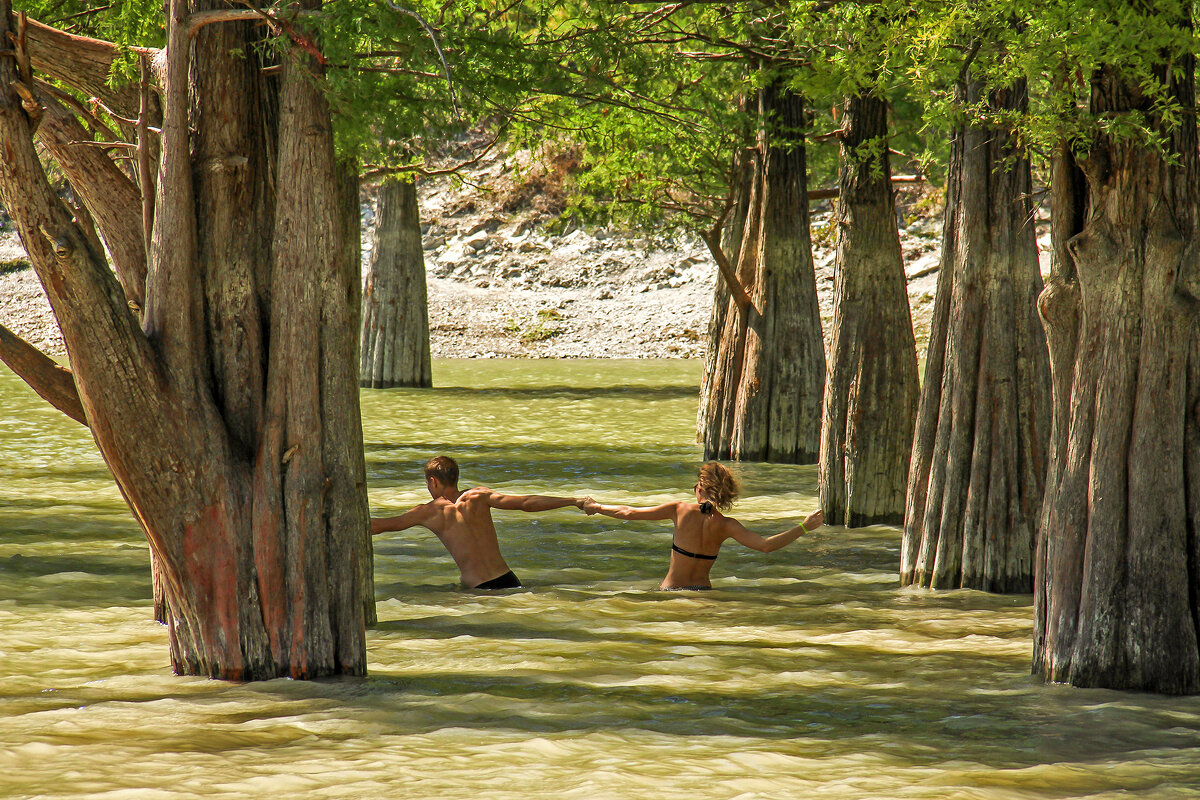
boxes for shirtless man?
[370,455,588,590]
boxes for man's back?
[421,490,511,589]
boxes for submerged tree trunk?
[0,2,371,679]
[818,93,918,526]
[696,149,747,443]
[1034,41,1200,693]
[699,80,824,463]
[901,80,1050,592]
[360,178,432,388]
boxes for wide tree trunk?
[901,80,1050,592]
[698,80,824,463]
[1034,42,1200,693]
[360,178,432,388]
[0,2,371,679]
[818,93,918,526]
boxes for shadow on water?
[366,384,699,401]
[0,465,117,483]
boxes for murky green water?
[3,359,1200,799]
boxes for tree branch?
[35,87,148,310]
[0,323,87,425]
[701,195,753,317]
[808,174,925,201]
[24,16,155,119]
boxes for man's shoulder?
[457,486,493,503]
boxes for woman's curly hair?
[696,462,740,511]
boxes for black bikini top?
[672,500,719,560]
[672,542,717,561]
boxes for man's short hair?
[424,456,459,487]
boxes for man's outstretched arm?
[371,503,435,535]
[464,488,587,512]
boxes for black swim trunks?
[473,570,523,590]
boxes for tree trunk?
[699,80,824,463]
[818,93,918,526]
[901,79,1050,592]
[1034,43,1200,693]
[697,98,751,443]
[338,159,376,628]
[695,166,744,443]
[360,178,432,388]
[0,2,371,679]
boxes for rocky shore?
[0,145,969,361]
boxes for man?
[370,455,587,590]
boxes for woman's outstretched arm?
[583,499,679,521]
[725,509,823,552]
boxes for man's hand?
[575,495,594,511]
[582,499,603,515]
[803,508,824,530]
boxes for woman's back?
[662,503,730,590]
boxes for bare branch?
[362,128,504,180]
[137,53,154,268]
[383,1,458,116]
[35,87,147,309]
[0,323,88,426]
[24,16,155,118]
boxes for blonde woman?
[583,462,824,590]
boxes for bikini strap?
[672,542,718,561]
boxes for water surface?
[2,360,1200,799]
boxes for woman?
[583,462,824,589]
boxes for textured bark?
[696,100,751,442]
[191,4,276,455]
[25,17,150,119]
[819,93,918,526]
[1034,44,1200,693]
[699,81,824,463]
[901,80,1050,593]
[338,161,376,628]
[0,3,370,680]
[35,91,147,309]
[360,178,432,388]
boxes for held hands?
[582,498,603,515]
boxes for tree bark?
[1034,41,1200,692]
[25,16,151,120]
[360,178,432,388]
[699,80,824,463]
[818,93,918,526]
[337,159,376,628]
[901,79,1050,592]
[696,99,751,443]
[0,3,371,680]
[35,90,147,309]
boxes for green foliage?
[18,0,1199,234]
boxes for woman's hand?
[582,499,603,515]
[803,509,824,530]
